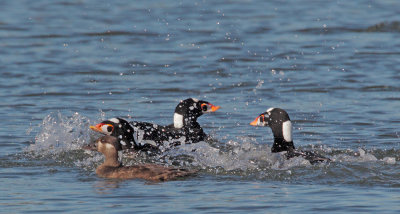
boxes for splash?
[23,112,398,179]
[160,138,315,172]
[332,148,397,164]
[25,112,94,156]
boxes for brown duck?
[95,135,195,181]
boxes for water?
[1,0,400,212]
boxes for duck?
[89,117,161,150]
[163,98,220,144]
[89,98,220,150]
[95,135,195,181]
[250,107,330,164]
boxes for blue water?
[1,0,400,213]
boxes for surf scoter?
[250,107,330,163]
[164,97,220,143]
[95,136,194,181]
[89,98,220,150]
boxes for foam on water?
[24,112,398,178]
[161,139,314,172]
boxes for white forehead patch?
[109,118,120,123]
[282,121,292,142]
[266,107,275,115]
[191,98,199,102]
[174,113,184,128]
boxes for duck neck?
[174,113,201,129]
[102,150,121,167]
[184,118,200,129]
[116,122,137,150]
[271,137,295,153]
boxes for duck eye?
[107,126,113,132]
[201,103,208,111]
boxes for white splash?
[25,112,92,155]
[163,137,312,171]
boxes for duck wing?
[287,149,330,164]
[116,164,195,181]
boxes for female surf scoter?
[250,107,330,163]
[89,98,220,150]
[95,136,194,181]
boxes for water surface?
[1,0,400,213]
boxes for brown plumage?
[95,135,195,181]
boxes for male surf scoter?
[90,98,220,150]
[250,107,330,163]
[95,136,194,181]
[164,97,220,143]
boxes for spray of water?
[25,112,397,178]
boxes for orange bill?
[89,123,103,132]
[210,104,221,112]
[250,116,260,126]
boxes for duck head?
[250,107,295,153]
[173,98,220,129]
[90,117,136,149]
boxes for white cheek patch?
[97,141,103,149]
[109,118,120,124]
[282,121,292,142]
[105,143,115,150]
[174,113,184,128]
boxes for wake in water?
[24,112,399,183]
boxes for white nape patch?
[282,121,292,142]
[109,118,120,123]
[192,98,199,102]
[266,107,275,115]
[174,113,184,128]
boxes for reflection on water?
[93,180,123,195]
